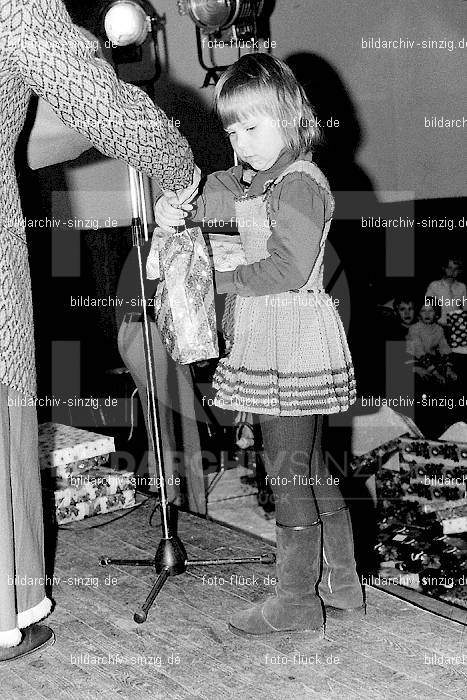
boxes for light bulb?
[104,1,149,46]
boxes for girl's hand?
[154,165,201,233]
[154,192,190,233]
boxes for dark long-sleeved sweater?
[192,150,333,297]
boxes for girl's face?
[224,112,285,171]
[419,305,437,324]
[443,260,460,280]
[396,302,415,327]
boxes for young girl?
[406,299,456,385]
[425,257,466,328]
[425,256,467,383]
[155,53,364,639]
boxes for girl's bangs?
[216,85,277,127]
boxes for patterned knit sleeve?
[215,173,327,296]
[13,0,194,190]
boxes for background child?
[392,296,416,338]
[425,256,466,327]
[377,294,416,341]
[155,53,364,640]
[406,298,456,385]
[425,256,467,385]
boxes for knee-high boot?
[228,521,324,639]
[318,507,365,617]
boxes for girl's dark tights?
[258,414,345,527]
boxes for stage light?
[99,0,166,88]
[178,0,265,37]
[103,1,151,46]
[178,0,236,34]
[177,1,268,86]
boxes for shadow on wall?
[286,52,382,394]
[285,51,375,199]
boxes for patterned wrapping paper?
[44,467,135,508]
[399,437,467,506]
[423,497,467,514]
[400,436,467,466]
[372,439,467,603]
[446,310,467,349]
[42,454,111,480]
[372,437,467,548]
[436,508,467,535]
[207,234,247,272]
[38,423,115,477]
[154,226,219,364]
[147,232,247,278]
[350,437,403,476]
[54,489,136,525]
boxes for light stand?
[98,156,274,627]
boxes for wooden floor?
[1,499,466,700]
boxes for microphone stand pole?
[100,165,274,624]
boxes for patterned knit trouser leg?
[0,385,51,647]
[258,414,345,527]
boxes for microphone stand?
[100,165,274,624]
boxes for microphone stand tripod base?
[99,533,275,624]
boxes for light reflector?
[104,1,150,46]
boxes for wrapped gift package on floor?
[45,467,135,508]
[39,423,136,524]
[39,422,115,478]
[349,408,423,508]
[54,489,136,525]
[375,524,467,597]
[350,437,402,476]
[358,419,467,607]
[429,503,467,535]
[350,406,422,467]
[399,436,467,505]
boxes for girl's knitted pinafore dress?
[212,159,356,416]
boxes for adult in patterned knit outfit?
[155,53,365,640]
[0,0,195,660]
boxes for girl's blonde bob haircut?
[214,53,321,158]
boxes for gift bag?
[153,226,219,364]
